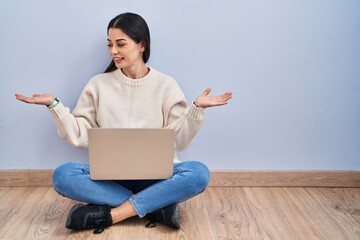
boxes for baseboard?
[0,170,53,187]
[209,170,360,187]
[0,170,359,187]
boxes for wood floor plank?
[307,188,360,239]
[50,200,78,240]
[0,187,69,240]
[179,193,216,240]
[30,190,70,239]
[241,187,293,240]
[267,187,324,239]
[202,187,248,240]
[317,188,360,224]
[0,187,36,233]
[232,187,268,239]
[0,187,49,239]
[285,188,360,240]
[0,187,10,198]
[346,188,360,224]
[0,187,359,239]
[241,187,327,240]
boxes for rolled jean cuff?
[124,161,210,219]
[129,197,144,218]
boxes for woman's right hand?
[15,93,55,106]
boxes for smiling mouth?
[114,57,125,63]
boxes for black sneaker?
[145,203,180,229]
[65,204,113,234]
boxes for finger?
[15,94,27,101]
[221,92,233,101]
[33,94,40,97]
[222,92,233,98]
[214,95,232,105]
[22,97,36,103]
[15,93,25,98]
[223,94,232,101]
[17,95,36,104]
[202,88,212,96]
[214,94,232,102]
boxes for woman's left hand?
[194,88,233,109]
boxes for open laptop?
[88,128,175,180]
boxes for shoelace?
[145,209,167,228]
[145,214,157,228]
[86,214,107,234]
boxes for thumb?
[202,87,212,96]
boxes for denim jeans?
[52,161,210,218]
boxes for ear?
[139,41,146,53]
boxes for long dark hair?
[104,12,151,73]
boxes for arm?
[49,87,97,147]
[165,97,204,151]
[164,86,232,151]
[15,86,98,148]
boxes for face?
[107,28,145,70]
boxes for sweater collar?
[113,67,156,87]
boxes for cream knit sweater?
[49,67,204,155]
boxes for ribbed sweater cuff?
[48,102,68,118]
[188,103,204,120]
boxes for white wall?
[1,0,359,170]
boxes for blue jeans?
[52,161,210,218]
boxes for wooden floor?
[0,187,359,240]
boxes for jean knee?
[195,161,210,190]
[52,162,88,195]
[184,161,210,192]
[52,162,70,193]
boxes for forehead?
[107,28,130,40]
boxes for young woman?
[15,12,232,234]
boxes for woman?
[15,12,232,234]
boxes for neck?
[121,62,149,79]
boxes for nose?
[110,46,119,55]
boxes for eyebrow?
[107,38,127,42]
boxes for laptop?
[88,128,175,180]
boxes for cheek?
[108,48,114,56]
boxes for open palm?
[194,88,233,108]
[15,93,54,106]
